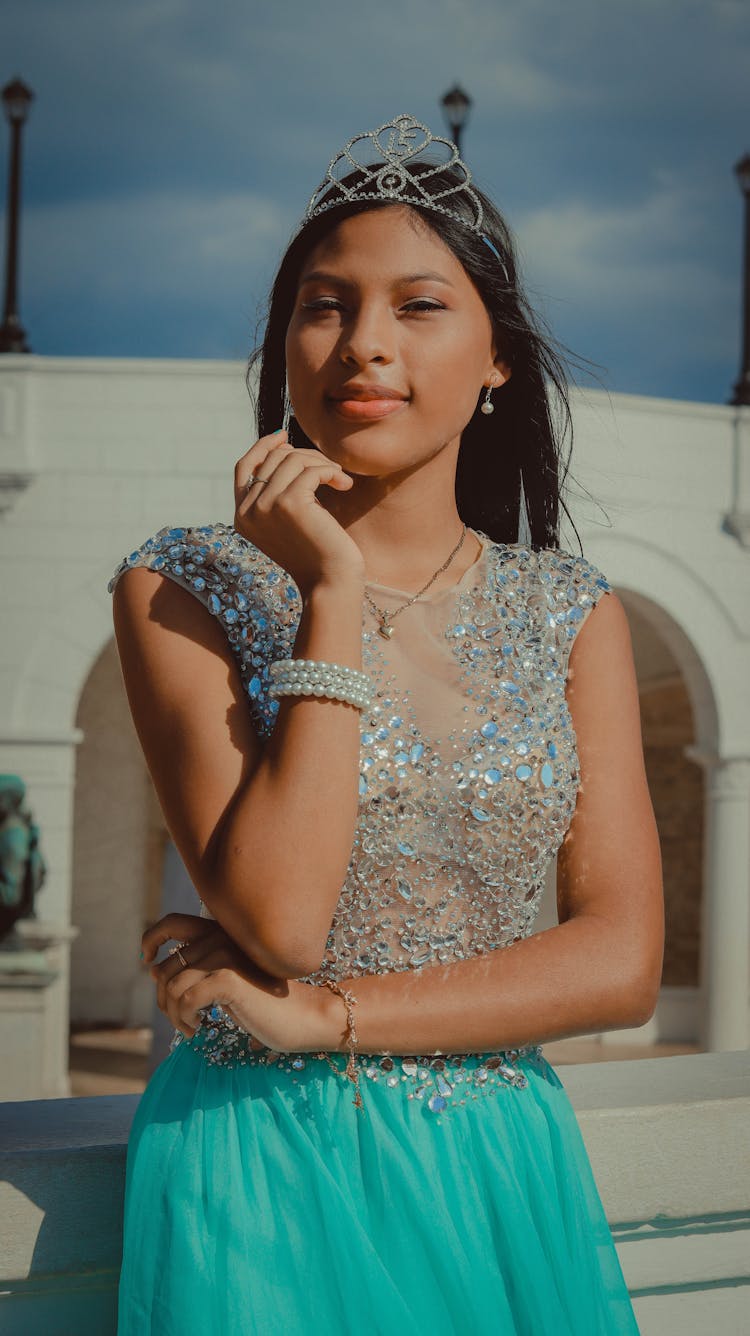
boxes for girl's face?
[284,206,510,478]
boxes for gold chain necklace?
[363,524,468,639]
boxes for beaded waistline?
[169,1005,545,1120]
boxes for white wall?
[71,638,153,1025]
[1,357,748,1086]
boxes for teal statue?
[0,775,46,942]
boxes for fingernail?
[139,950,144,960]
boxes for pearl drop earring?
[481,382,495,415]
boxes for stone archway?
[621,593,704,1043]
[586,534,747,1051]
[538,579,713,1049]
[71,636,167,1028]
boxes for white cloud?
[4,0,746,393]
[22,189,294,305]
[513,173,738,364]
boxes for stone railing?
[0,1051,748,1335]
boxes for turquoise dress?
[108,523,640,1335]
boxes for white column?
[0,732,82,1097]
[689,751,750,1052]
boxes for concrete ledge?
[0,1052,748,1336]
[558,1049,750,1222]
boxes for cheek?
[413,339,483,422]
[413,318,483,381]
[285,328,328,402]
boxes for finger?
[177,969,240,1032]
[157,962,204,1029]
[233,431,290,494]
[236,428,288,471]
[165,986,193,1036]
[263,459,353,507]
[150,938,212,987]
[235,442,337,496]
[150,939,243,990]
[277,464,354,498]
[142,919,208,970]
[248,456,347,513]
[154,956,187,1017]
[235,447,301,510]
[235,443,337,500]
[140,913,214,964]
[235,440,294,488]
[159,952,245,1021]
[161,966,263,1046]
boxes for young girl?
[110,112,663,1334]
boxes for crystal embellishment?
[300,112,510,282]
[304,113,486,234]
[110,521,612,1116]
[170,1017,544,1122]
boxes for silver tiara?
[302,112,509,281]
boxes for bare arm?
[113,563,365,980]
[113,431,381,981]
[315,590,665,1054]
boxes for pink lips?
[331,397,408,420]
[328,382,409,421]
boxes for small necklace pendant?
[378,620,394,639]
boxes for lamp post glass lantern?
[730,151,750,407]
[0,76,34,354]
[440,85,472,156]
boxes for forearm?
[320,915,656,1055]
[209,577,365,978]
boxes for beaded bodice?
[108,523,611,989]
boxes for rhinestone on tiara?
[305,112,485,231]
[301,113,509,283]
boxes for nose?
[338,301,394,369]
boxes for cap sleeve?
[535,547,612,683]
[107,522,303,739]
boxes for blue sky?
[3,0,749,404]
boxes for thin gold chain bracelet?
[314,979,365,1111]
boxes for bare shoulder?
[556,586,664,1007]
[564,588,641,769]
[112,565,264,887]
[567,586,633,680]
[112,562,239,669]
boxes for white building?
[1,354,748,1099]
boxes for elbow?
[234,919,325,981]
[201,871,328,980]
[629,989,659,1029]
[620,971,661,1028]
[629,931,664,1027]
[614,913,664,1029]
[271,945,325,981]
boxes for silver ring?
[168,942,190,969]
[244,473,271,492]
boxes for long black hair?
[247,160,604,552]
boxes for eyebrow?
[298,269,455,289]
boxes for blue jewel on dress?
[110,521,612,1117]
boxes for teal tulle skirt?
[116,1038,640,1335]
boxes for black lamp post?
[730,152,750,407]
[440,85,472,156]
[0,77,34,354]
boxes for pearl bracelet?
[268,657,372,711]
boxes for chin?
[303,408,424,470]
